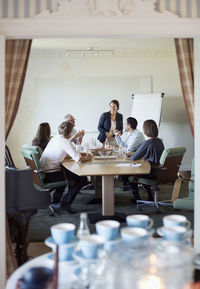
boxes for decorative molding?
[36,0,179,19]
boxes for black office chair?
[5,145,50,265]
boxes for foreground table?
[62,157,151,217]
[6,253,79,289]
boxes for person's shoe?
[61,204,77,214]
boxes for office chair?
[21,144,68,216]
[5,145,50,265]
[173,158,194,211]
[136,147,186,210]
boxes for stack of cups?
[158,214,192,245]
[50,223,77,261]
[120,214,154,247]
[95,220,120,251]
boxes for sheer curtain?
[5,39,32,277]
[174,38,194,137]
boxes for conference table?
[62,155,151,217]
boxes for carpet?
[28,182,193,242]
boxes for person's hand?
[73,131,83,139]
[87,153,92,161]
[113,129,121,136]
[126,152,134,157]
[80,130,85,136]
[105,132,113,138]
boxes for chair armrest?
[177,171,191,181]
[34,168,62,174]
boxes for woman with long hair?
[32,122,51,151]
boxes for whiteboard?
[131,93,164,132]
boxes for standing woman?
[97,99,123,145]
[32,122,51,151]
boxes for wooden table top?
[62,157,151,177]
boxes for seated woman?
[40,121,92,213]
[129,119,164,203]
[114,117,145,153]
[32,122,51,151]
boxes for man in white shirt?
[40,121,92,213]
[64,114,85,144]
[114,117,145,153]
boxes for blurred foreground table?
[6,253,79,289]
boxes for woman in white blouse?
[40,121,92,213]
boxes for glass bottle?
[105,138,109,149]
[77,212,90,239]
[76,137,81,152]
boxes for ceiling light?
[64,47,116,57]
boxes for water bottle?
[76,137,81,152]
[105,138,109,149]
[77,212,90,239]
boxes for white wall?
[6,38,194,170]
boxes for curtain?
[5,39,32,139]
[174,38,194,137]
[5,39,32,277]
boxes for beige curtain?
[174,38,194,137]
[5,39,32,277]
[5,39,32,139]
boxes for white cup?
[163,215,190,229]
[159,226,188,243]
[79,234,105,259]
[126,214,153,230]
[50,223,75,245]
[120,227,149,246]
[96,220,120,241]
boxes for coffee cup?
[52,242,77,261]
[50,223,75,244]
[96,220,120,241]
[126,214,153,230]
[163,215,190,229]
[79,234,105,259]
[120,227,149,245]
[158,226,187,242]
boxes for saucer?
[73,267,81,277]
[104,235,121,249]
[157,227,192,242]
[45,236,78,248]
[72,249,98,262]
[47,253,77,264]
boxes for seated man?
[40,121,92,213]
[114,117,145,153]
[115,117,145,190]
[64,114,85,144]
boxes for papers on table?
[94,156,117,160]
[116,163,141,167]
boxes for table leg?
[102,175,114,216]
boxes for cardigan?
[97,111,123,143]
